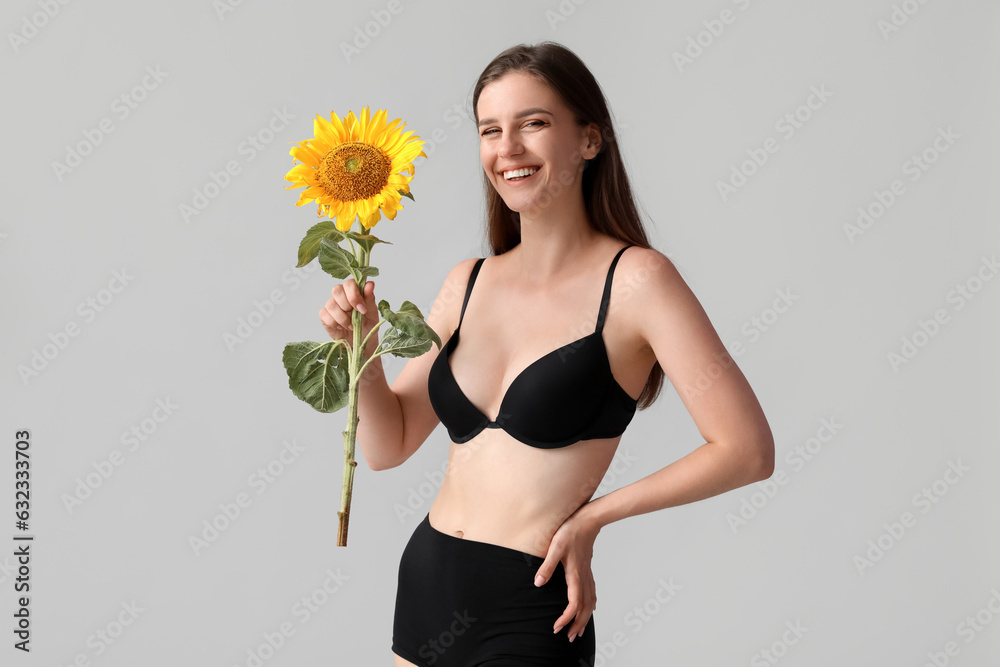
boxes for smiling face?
[476,71,601,215]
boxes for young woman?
[319,42,775,667]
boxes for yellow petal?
[375,118,403,146]
[344,112,359,138]
[366,108,388,143]
[295,186,325,206]
[290,141,323,167]
[356,198,376,220]
[325,199,343,217]
[358,106,371,141]
[327,112,350,144]
[313,115,340,149]
[381,129,410,156]
[304,185,329,199]
[393,141,425,165]
[344,111,359,141]
[395,134,424,160]
[362,207,381,228]
[285,164,315,183]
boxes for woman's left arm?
[536,247,775,642]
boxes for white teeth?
[503,167,537,180]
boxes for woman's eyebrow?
[477,108,553,127]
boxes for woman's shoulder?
[613,243,678,282]
[444,256,484,290]
[618,243,675,271]
[611,244,686,316]
[427,256,486,333]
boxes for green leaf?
[377,299,442,350]
[378,328,433,358]
[398,189,415,201]
[349,232,392,255]
[318,237,357,279]
[282,341,351,413]
[297,220,347,268]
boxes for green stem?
[337,234,367,547]
[337,302,363,546]
[358,317,387,356]
[356,347,391,379]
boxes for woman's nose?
[497,131,523,159]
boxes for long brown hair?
[472,41,664,410]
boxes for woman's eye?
[481,121,545,137]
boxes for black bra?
[427,245,638,449]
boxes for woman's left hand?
[533,507,601,642]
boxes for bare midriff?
[428,430,623,558]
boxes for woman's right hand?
[319,278,380,344]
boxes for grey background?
[2,0,998,664]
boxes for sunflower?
[285,106,426,231]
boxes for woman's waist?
[430,485,584,559]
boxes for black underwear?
[392,512,596,666]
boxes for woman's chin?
[498,195,536,215]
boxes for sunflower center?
[318,142,392,202]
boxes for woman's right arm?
[318,258,478,470]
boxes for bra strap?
[596,246,633,334]
[458,258,486,327]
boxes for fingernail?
[553,625,562,635]
[534,575,545,586]
[568,633,576,642]
[357,304,366,314]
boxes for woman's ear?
[583,122,602,160]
